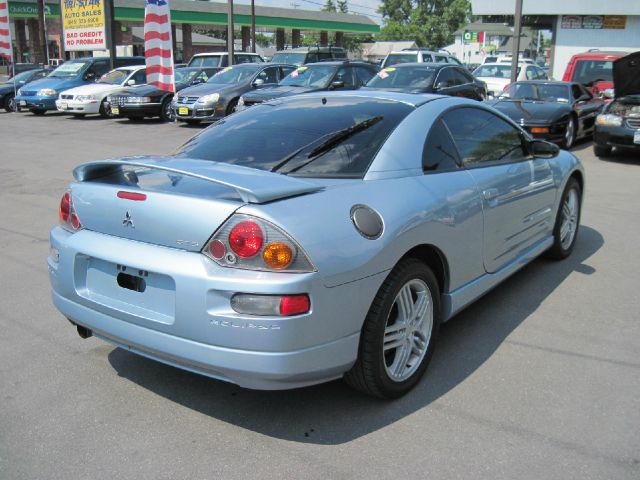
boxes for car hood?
[243,85,318,101]
[112,84,164,97]
[613,51,640,98]
[360,86,433,94]
[177,82,238,97]
[22,76,83,92]
[490,99,570,123]
[60,83,126,97]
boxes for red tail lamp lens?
[229,221,264,258]
[280,295,310,316]
[59,192,71,223]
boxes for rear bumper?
[594,125,640,151]
[48,227,375,390]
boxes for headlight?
[125,96,152,104]
[37,88,57,97]
[197,93,220,104]
[596,114,623,127]
[75,95,95,102]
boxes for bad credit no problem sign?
[61,0,106,51]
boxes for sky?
[233,0,385,24]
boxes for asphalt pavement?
[0,110,638,480]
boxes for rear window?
[189,56,222,68]
[571,59,613,85]
[384,54,418,67]
[174,96,414,178]
[367,66,437,89]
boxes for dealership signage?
[561,15,627,30]
[61,0,107,51]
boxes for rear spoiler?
[73,156,323,204]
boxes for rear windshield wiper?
[270,116,383,174]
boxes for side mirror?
[530,139,559,158]
[603,88,615,99]
[84,72,96,81]
[252,78,265,88]
[127,79,136,86]
[434,81,449,91]
[330,80,345,89]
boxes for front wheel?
[99,98,111,118]
[344,258,440,398]
[160,97,174,122]
[561,117,577,149]
[4,93,15,112]
[547,178,582,260]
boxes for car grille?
[109,96,126,107]
[626,118,640,129]
[60,94,74,100]
[21,90,36,96]
[176,96,199,104]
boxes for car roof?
[191,52,261,57]
[114,65,144,71]
[569,51,628,60]
[303,60,375,67]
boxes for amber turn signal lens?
[262,242,293,270]
[531,127,550,133]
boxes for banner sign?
[561,15,627,30]
[61,0,107,51]
[0,1,14,63]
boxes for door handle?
[483,188,499,201]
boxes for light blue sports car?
[48,91,584,398]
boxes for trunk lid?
[71,156,323,252]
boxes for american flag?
[144,0,174,92]
[0,0,13,65]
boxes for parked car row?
[5,50,639,158]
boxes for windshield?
[207,65,260,84]
[271,52,307,65]
[189,56,222,68]
[573,59,613,85]
[499,83,571,102]
[98,69,134,85]
[280,65,335,88]
[174,96,413,178]
[175,69,200,84]
[49,61,88,78]
[367,66,437,89]
[473,64,520,78]
[384,54,418,67]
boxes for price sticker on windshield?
[377,67,395,79]
[216,67,233,75]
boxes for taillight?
[202,214,315,273]
[59,191,82,232]
[229,221,263,258]
[231,293,310,316]
[279,295,310,316]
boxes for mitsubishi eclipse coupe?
[48,92,584,398]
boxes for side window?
[451,68,471,85]
[435,55,448,63]
[434,68,454,88]
[235,55,253,64]
[423,119,460,172]
[355,66,376,85]
[132,69,146,85]
[279,66,296,80]
[256,66,279,84]
[334,67,356,88]
[442,107,526,166]
[90,61,110,77]
[537,67,548,79]
[317,52,332,61]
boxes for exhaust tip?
[77,325,92,339]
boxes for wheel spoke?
[393,342,412,377]
[384,338,404,352]
[412,293,429,326]
[397,285,414,323]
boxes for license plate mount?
[178,107,189,116]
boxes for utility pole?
[37,0,47,64]
[251,0,255,53]
[510,0,523,84]
[106,0,117,69]
[227,0,234,65]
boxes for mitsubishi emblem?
[122,211,134,228]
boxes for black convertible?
[107,67,220,121]
[489,80,604,149]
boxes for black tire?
[31,109,46,115]
[99,98,111,118]
[593,144,612,158]
[226,98,239,115]
[560,116,577,150]
[3,93,15,112]
[160,97,174,122]
[547,177,582,260]
[344,258,441,399]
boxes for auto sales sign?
[61,0,106,51]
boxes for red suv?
[563,50,629,96]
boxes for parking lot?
[0,111,638,479]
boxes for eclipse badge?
[122,211,134,228]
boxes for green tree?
[322,0,337,12]
[337,0,349,13]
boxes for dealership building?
[471,0,640,78]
